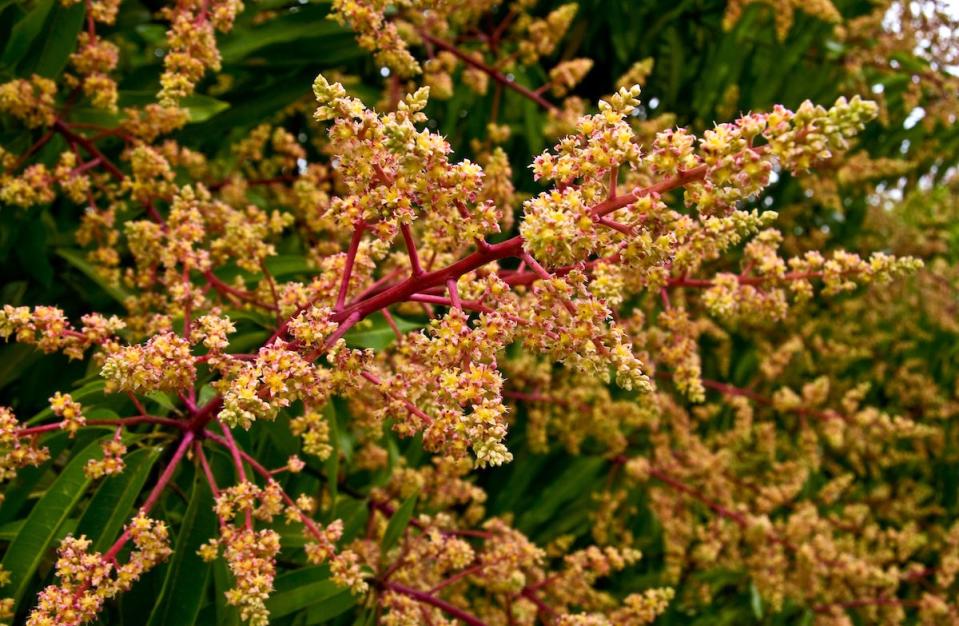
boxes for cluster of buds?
[215,341,333,429]
[85,436,127,479]
[68,33,120,112]
[0,407,50,491]
[0,76,57,129]
[157,0,244,104]
[313,77,501,248]
[723,0,841,40]
[27,516,171,626]
[49,393,87,437]
[100,333,196,393]
[698,231,923,323]
[0,306,123,360]
[201,524,280,626]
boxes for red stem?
[336,223,366,311]
[203,430,329,541]
[417,32,557,112]
[446,279,462,310]
[194,442,221,498]
[383,581,487,626]
[361,370,433,424]
[18,415,185,437]
[53,119,125,180]
[401,223,425,276]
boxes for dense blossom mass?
[0,0,957,624]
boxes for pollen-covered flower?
[101,333,196,394]
[49,392,87,436]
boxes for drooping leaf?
[324,402,339,510]
[218,10,345,63]
[303,588,356,624]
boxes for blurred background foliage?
[1,0,958,623]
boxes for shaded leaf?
[146,471,217,626]
[57,248,131,303]
[381,493,417,552]
[266,566,341,619]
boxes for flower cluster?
[0,1,950,625]
[0,76,57,128]
[0,307,122,360]
[49,393,87,436]
[0,407,50,490]
[85,437,127,479]
[202,525,280,626]
[157,0,244,104]
[100,333,196,393]
[27,516,171,626]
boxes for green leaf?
[0,518,76,542]
[218,11,345,63]
[303,588,356,624]
[0,343,40,391]
[213,557,242,626]
[108,91,229,125]
[0,0,54,70]
[263,254,315,278]
[182,94,231,122]
[75,446,163,552]
[516,457,605,534]
[15,217,53,286]
[380,493,417,552]
[1,435,107,606]
[325,402,339,510]
[266,567,341,619]
[25,380,106,425]
[750,582,763,619]
[57,248,131,303]
[29,0,83,77]
[147,391,179,414]
[344,314,422,350]
[146,471,217,626]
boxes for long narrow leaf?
[75,446,162,552]
[1,435,107,606]
[146,472,217,626]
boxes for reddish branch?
[53,119,125,180]
[417,32,557,112]
[102,431,196,561]
[647,467,751,528]
[202,429,330,541]
[699,377,846,423]
[813,596,919,613]
[336,223,367,311]
[383,581,487,626]
[18,415,185,437]
[401,223,425,276]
